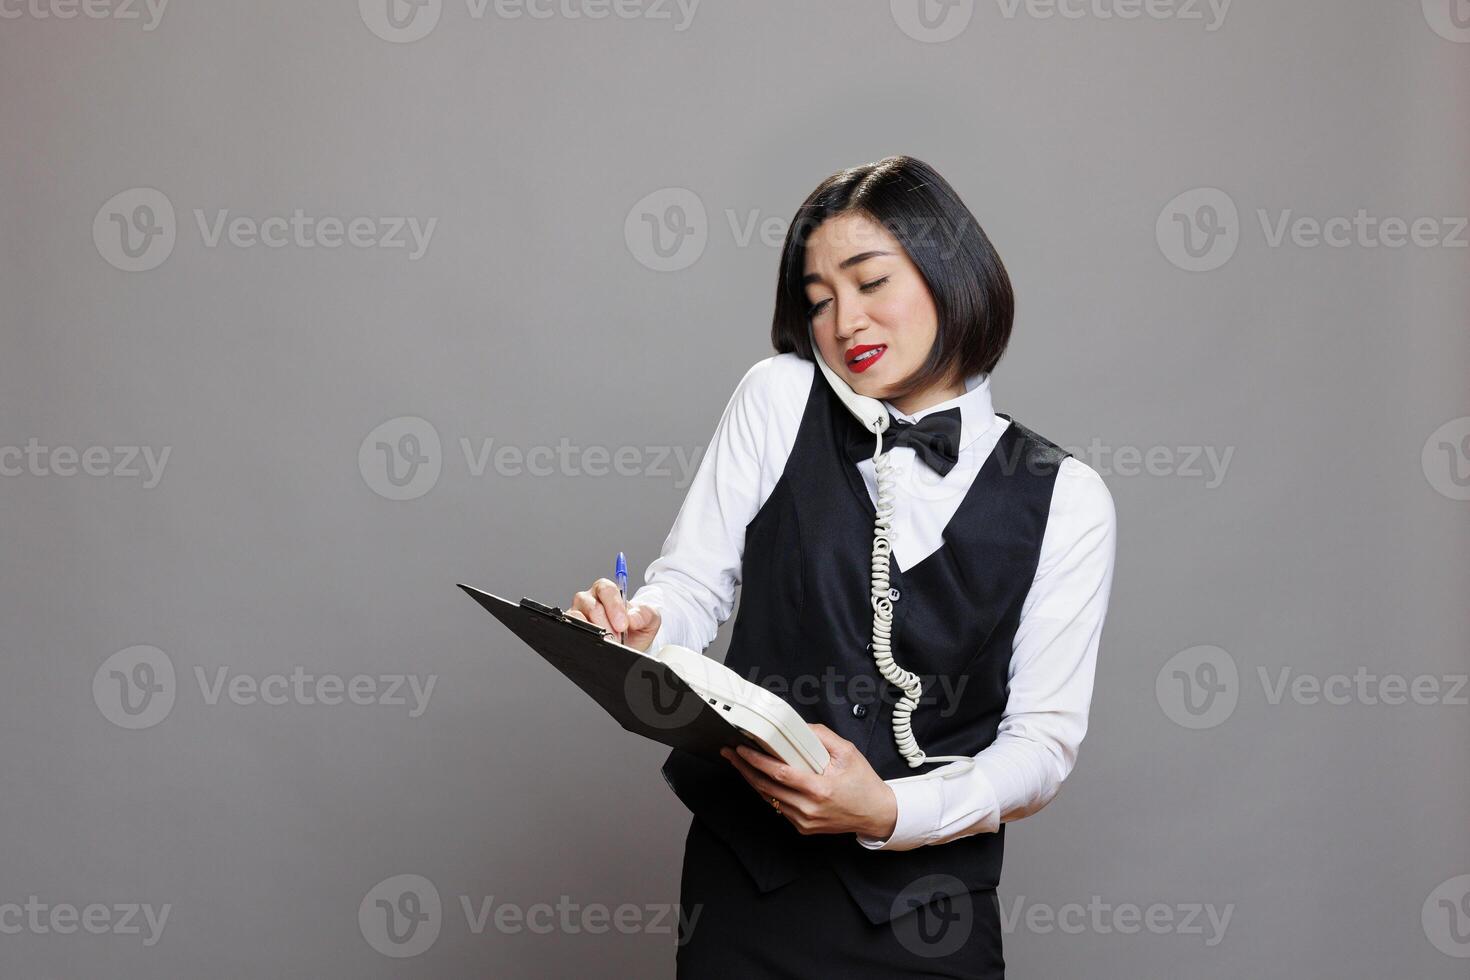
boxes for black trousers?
[675,816,1005,979]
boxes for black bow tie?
[845,406,962,477]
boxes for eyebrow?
[801,250,892,286]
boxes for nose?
[833,295,870,342]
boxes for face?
[802,212,956,411]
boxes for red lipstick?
[845,344,887,373]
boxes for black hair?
[770,155,1014,401]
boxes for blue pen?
[614,551,628,644]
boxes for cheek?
[815,328,840,360]
[876,289,929,335]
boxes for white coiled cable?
[863,420,976,783]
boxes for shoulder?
[995,415,1072,479]
[998,417,1115,534]
[1010,440,1117,583]
[724,352,813,420]
[1055,456,1115,528]
[1038,455,1117,569]
[711,354,812,486]
[734,351,813,395]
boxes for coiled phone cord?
[863,421,976,783]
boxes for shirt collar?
[881,371,994,453]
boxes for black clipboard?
[457,584,762,762]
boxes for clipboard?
[457,584,829,773]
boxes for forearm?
[855,727,1069,850]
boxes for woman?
[567,155,1117,978]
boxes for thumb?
[809,723,847,754]
[628,603,659,631]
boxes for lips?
[846,344,886,373]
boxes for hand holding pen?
[564,552,662,652]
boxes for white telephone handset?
[809,324,976,784]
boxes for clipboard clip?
[519,597,608,638]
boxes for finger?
[591,578,628,633]
[626,602,658,634]
[734,744,814,795]
[723,749,797,808]
[572,590,613,631]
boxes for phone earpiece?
[808,323,889,434]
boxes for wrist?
[863,783,898,840]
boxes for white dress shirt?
[631,353,1117,851]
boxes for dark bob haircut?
[770,155,1014,402]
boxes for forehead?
[802,213,900,269]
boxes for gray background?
[2,0,1468,976]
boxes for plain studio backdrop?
[1,1,1467,977]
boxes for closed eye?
[806,276,890,319]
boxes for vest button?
[889,588,901,601]
[851,703,867,718]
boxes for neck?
[887,377,965,417]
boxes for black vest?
[661,361,1069,926]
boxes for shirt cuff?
[855,774,945,851]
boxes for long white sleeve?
[856,457,1118,850]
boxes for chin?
[845,359,896,393]
[846,375,888,399]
